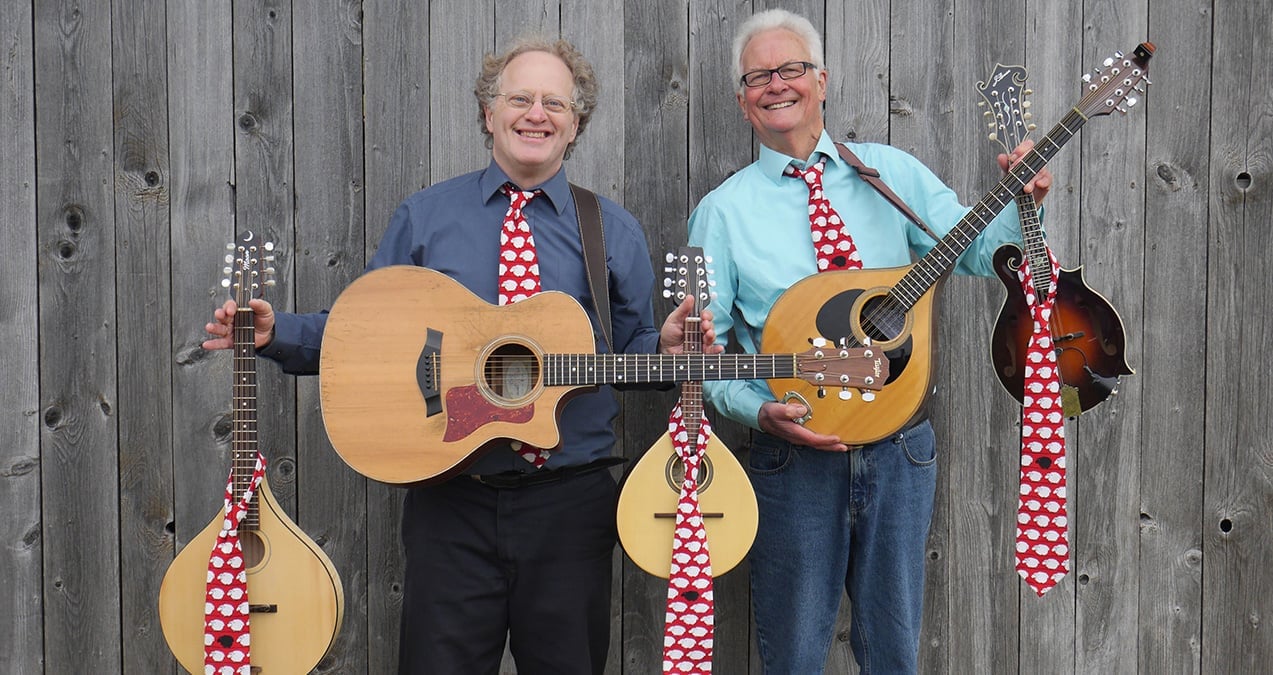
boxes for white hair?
[731,9,825,93]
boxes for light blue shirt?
[688,130,1031,429]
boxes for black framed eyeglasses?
[740,61,818,88]
[496,91,576,115]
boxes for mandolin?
[318,265,886,486]
[761,43,1153,444]
[159,231,344,673]
[616,248,758,578]
[977,63,1134,416]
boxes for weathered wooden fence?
[3,0,1269,672]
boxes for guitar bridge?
[415,328,443,416]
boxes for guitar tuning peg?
[1024,88,1033,95]
[816,387,827,399]
[662,289,673,298]
[223,266,232,275]
[860,391,876,402]
[811,337,828,348]
[224,254,234,264]
[665,252,675,263]
[263,241,275,252]
[265,267,276,277]
[1022,101,1032,109]
[838,388,853,401]
[988,132,998,141]
[977,100,986,107]
[703,255,712,264]
[221,279,231,288]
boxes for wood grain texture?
[4,1,1267,672]
[0,1,40,672]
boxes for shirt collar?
[757,130,845,184]
[480,160,572,215]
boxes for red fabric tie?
[661,401,715,673]
[203,453,266,674]
[1014,247,1070,595]
[498,184,553,467]
[784,158,862,272]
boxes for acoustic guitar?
[761,43,1153,445]
[977,63,1134,416]
[617,248,758,578]
[318,265,887,486]
[159,231,344,673]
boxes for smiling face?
[483,50,580,188]
[736,27,827,159]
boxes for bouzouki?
[977,63,1134,416]
[160,231,344,673]
[319,265,887,486]
[616,248,758,577]
[762,43,1153,444]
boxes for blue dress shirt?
[261,160,661,475]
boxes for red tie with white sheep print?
[784,158,862,272]
[498,184,553,467]
[662,402,715,674]
[204,453,266,674]
[1014,247,1070,595]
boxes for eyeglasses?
[496,91,577,115]
[740,61,818,88]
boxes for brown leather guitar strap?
[834,142,940,244]
[569,182,614,353]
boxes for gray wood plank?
[361,0,431,670]
[1204,2,1273,672]
[430,0,494,181]
[33,0,122,668]
[0,1,41,672]
[165,0,237,622]
[622,1,695,670]
[1138,0,1210,671]
[232,0,299,512]
[1017,1,1085,671]
[1072,3,1151,671]
[292,1,368,672]
[941,0,1030,671]
[110,0,174,669]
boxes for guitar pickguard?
[443,384,534,442]
[815,288,912,385]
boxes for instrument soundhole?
[816,289,912,385]
[483,342,540,402]
[664,454,714,493]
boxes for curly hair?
[474,37,599,160]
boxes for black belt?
[469,457,626,489]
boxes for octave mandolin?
[159,231,344,673]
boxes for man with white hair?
[689,9,1051,672]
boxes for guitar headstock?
[1075,42,1154,118]
[222,230,277,306]
[977,63,1035,155]
[794,340,888,394]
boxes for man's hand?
[757,400,848,452]
[203,297,276,351]
[659,293,724,355]
[999,139,1053,204]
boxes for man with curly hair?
[204,36,713,674]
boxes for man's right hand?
[757,400,849,452]
[203,298,276,351]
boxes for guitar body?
[159,478,344,674]
[320,265,597,485]
[762,266,937,445]
[990,243,1134,415]
[617,434,758,577]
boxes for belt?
[469,457,626,489]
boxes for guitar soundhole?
[483,343,540,403]
[816,290,912,385]
[664,454,713,493]
[240,530,266,569]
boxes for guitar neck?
[232,306,260,530]
[542,351,802,387]
[889,108,1085,310]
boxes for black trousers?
[397,469,618,674]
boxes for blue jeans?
[747,420,937,674]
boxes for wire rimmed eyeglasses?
[740,61,818,88]
[496,91,577,115]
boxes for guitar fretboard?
[232,302,260,531]
[542,351,804,386]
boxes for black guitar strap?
[569,182,613,353]
[834,142,940,244]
